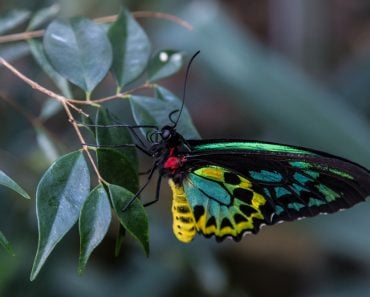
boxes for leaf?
[78,185,111,274]
[30,151,90,281]
[35,127,59,162]
[43,17,112,92]
[0,9,31,35]
[27,3,60,31]
[114,224,126,257]
[108,184,149,255]
[155,86,200,138]
[39,99,63,120]
[0,170,30,199]
[0,231,14,255]
[29,37,72,98]
[147,50,185,82]
[108,9,151,89]
[95,108,138,171]
[130,92,200,139]
[97,148,138,194]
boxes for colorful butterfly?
[118,52,370,243]
[142,125,370,243]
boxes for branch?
[0,57,88,117]
[0,11,193,44]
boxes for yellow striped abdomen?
[169,179,196,243]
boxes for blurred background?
[1,0,370,296]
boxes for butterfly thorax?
[151,126,191,184]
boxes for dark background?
[1,0,370,296]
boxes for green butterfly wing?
[169,140,370,242]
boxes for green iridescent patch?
[194,142,315,155]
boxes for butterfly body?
[150,126,370,243]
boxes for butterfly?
[142,124,370,243]
[110,52,370,243]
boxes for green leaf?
[29,37,72,98]
[31,151,90,281]
[35,127,59,162]
[114,224,126,257]
[108,184,149,255]
[97,148,138,194]
[108,9,151,89]
[147,50,185,82]
[96,108,138,171]
[0,170,30,199]
[0,231,14,255]
[78,185,111,274]
[0,9,31,35]
[27,3,60,31]
[39,99,63,120]
[130,92,200,139]
[43,17,112,92]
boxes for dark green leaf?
[27,4,60,31]
[31,151,90,281]
[44,17,112,92]
[114,224,126,257]
[130,92,200,139]
[0,231,14,255]
[0,170,30,199]
[97,148,138,194]
[0,10,31,35]
[108,184,149,255]
[29,39,72,98]
[147,50,185,82]
[78,185,111,274]
[96,108,138,171]
[108,9,151,89]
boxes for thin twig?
[0,57,105,182]
[67,83,155,105]
[0,92,68,153]
[62,100,105,183]
[0,57,89,117]
[0,10,193,44]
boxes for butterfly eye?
[161,126,172,140]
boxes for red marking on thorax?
[164,148,186,170]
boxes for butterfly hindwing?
[178,166,271,242]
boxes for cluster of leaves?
[0,5,199,280]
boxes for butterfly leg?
[82,142,152,156]
[121,163,158,211]
[143,176,162,207]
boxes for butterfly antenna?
[172,50,200,128]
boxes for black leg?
[121,164,157,211]
[83,142,152,156]
[143,176,162,207]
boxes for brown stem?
[67,83,155,105]
[0,10,193,44]
[62,100,105,183]
[0,57,105,181]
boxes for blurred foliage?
[1,1,370,297]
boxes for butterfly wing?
[169,140,370,242]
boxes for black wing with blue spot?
[184,140,370,225]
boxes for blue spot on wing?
[187,173,231,205]
[250,170,283,182]
[275,187,290,198]
[293,172,312,184]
